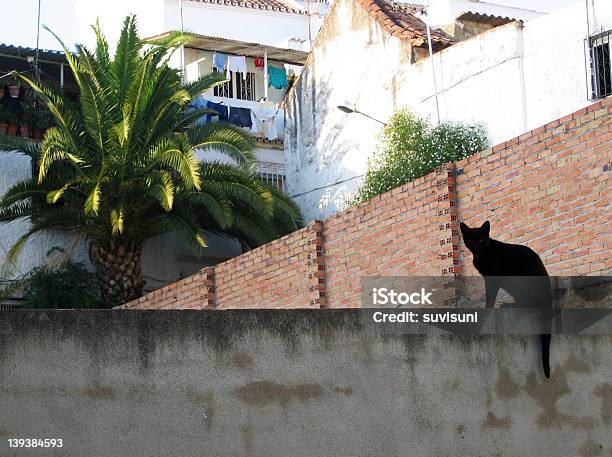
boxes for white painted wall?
[164,0,314,49]
[405,1,612,143]
[0,153,89,281]
[72,0,318,51]
[422,0,543,29]
[75,0,166,49]
[285,0,612,222]
[284,0,409,220]
[0,151,242,291]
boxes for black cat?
[460,221,552,378]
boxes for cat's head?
[460,221,491,255]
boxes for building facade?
[284,0,612,221]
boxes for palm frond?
[188,123,255,167]
[0,133,41,158]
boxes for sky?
[0,0,81,51]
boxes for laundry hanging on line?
[267,65,289,89]
[254,57,264,69]
[207,101,229,122]
[229,107,252,128]
[188,97,209,125]
[250,101,279,140]
[228,55,248,80]
[213,53,228,72]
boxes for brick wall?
[120,99,611,309]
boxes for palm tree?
[0,16,302,307]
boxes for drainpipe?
[179,0,185,83]
[516,22,528,133]
[423,8,441,126]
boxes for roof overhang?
[0,44,67,64]
[456,11,516,27]
[148,32,309,66]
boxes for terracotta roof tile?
[355,0,455,47]
[188,0,306,15]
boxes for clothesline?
[190,97,282,141]
[212,52,289,89]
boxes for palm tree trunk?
[89,241,144,308]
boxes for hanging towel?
[229,107,252,129]
[254,56,264,69]
[267,65,288,89]
[250,101,278,140]
[227,55,248,80]
[213,53,228,72]
[207,101,229,122]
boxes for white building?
[0,0,311,293]
[74,0,329,50]
[284,0,612,221]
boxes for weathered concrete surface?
[1,311,611,457]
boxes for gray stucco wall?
[1,310,611,456]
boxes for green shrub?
[349,110,488,204]
[20,263,102,309]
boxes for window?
[236,72,256,101]
[213,68,233,98]
[212,68,256,101]
[588,30,612,100]
[256,171,285,191]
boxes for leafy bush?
[350,110,488,204]
[20,263,102,309]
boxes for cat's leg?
[484,276,500,308]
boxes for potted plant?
[0,84,5,100]
[19,101,37,138]
[0,104,9,134]
[6,108,19,136]
[7,77,20,98]
[33,105,53,141]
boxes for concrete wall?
[1,310,611,457]
[285,0,612,221]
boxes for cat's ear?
[481,220,490,235]
[459,222,468,236]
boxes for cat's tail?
[541,333,551,378]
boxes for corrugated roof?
[356,0,455,48]
[186,0,306,15]
[149,32,309,65]
[0,44,66,63]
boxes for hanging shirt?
[250,101,278,140]
[213,53,228,72]
[254,57,264,69]
[227,55,248,80]
[267,66,288,89]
